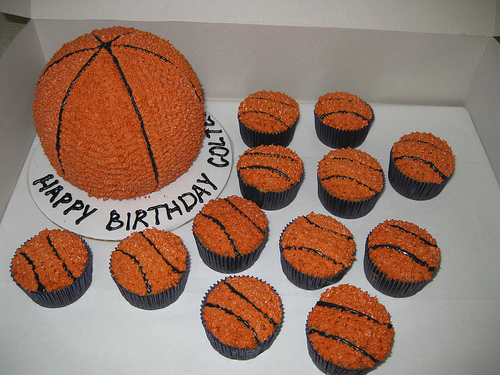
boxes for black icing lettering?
[192,184,211,204]
[132,209,148,230]
[208,139,230,167]
[178,192,197,212]
[63,199,84,215]
[52,192,73,208]
[76,205,97,225]
[32,174,59,192]
[197,172,217,191]
[147,200,183,223]
[106,210,124,231]
[44,185,64,203]
[126,212,131,231]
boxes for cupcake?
[192,195,268,273]
[238,90,300,147]
[109,228,189,310]
[314,92,374,149]
[317,148,385,219]
[200,275,284,360]
[279,212,356,290]
[364,219,441,297]
[10,229,92,308]
[389,132,455,200]
[237,144,304,210]
[306,284,394,375]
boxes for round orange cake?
[307,284,394,373]
[33,26,205,200]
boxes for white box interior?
[1,2,500,374]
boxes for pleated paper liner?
[317,176,384,219]
[110,252,190,310]
[11,240,93,308]
[388,149,453,200]
[194,232,268,273]
[238,171,303,210]
[200,276,284,360]
[314,105,374,149]
[363,248,438,298]
[239,119,298,147]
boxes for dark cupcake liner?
[110,252,190,310]
[314,105,374,149]
[194,232,268,273]
[200,276,284,360]
[279,222,350,290]
[363,244,436,298]
[306,329,373,375]
[11,239,93,308]
[388,149,453,200]
[238,170,303,210]
[239,118,298,147]
[317,176,384,219]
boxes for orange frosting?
[192,195,268,257]
[237,144,304,192]
[280,212,355,278]
[110,228,187,295]
[318,148,384,200]
[307,284,394,370]
[202,276,283,349]
[238,90,299,133]
[33,26,205,200]
[367,219,441,282]
[11,229,89,293]
[314,92,372,130]
[391,132,455,184]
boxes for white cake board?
[27,113,232,241]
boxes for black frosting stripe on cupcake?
[308,329,380,364]
[140,232,182,274]
[199,212,242,257]
[18,252,46,292]
[315,300,393,329]
[46,235,77,281]
[304,216,354,241]
[387,223,438,248]
[393,155,448,180]
[239,165,291,181]
[399,137,454,155]
[246,95,296,107]
[368,243,436,272]
[243,151,299,163]
[320,175,379,194]
[223,198,266,235]
[114,249,153,293]
[282,245,346,267]
[319,110,370,122]
[239,110,289,128]
[324,156,383,173]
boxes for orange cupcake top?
[280,212,356,278]
[307,284,394,370]
[192,195,268,257]
[314,92,373,130]
[238,90,299,133]
[237,144,304,192]
[366,219,440,282]
[110,228,188,295]
[11,229,89,293]
[202,276,283,349]
[391,132,455,184]
[318,148,384,200]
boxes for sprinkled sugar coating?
[314,92,373,131]
[364,220,440,297]
[10,229,92,307]
[307,284,394,373]
[201,275,283,359]
[280,212,356,289]
[33,26,205,200]
[109,228,189,309]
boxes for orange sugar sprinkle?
[314,92,372,130]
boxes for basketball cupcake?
[109,228,189,310]
[364,219,441,297]
[314,92,374,149]
[238,90,300,147]
[200,275,284,360]
[192,195,268,273]
[10,229,93,308]
[317,148,385,219]
[306,284,394,375]
[389,132,455,200]
[237,144,304,210]
[279,212,356,290]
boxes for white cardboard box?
[1,2,500,374]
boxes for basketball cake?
[33,26,205,200]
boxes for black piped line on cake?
[46,235,76,281]
[367,243,436,272]
[326,156,383,173]
[315,300,393,328]
[248,96,296,107]
[399,138,453,155]
[18,252,45,292]
[240,110,288,127]
[393,155,448,180]
[320,175,379,194]
[319,110,370,122]
[243,151,299,163]
[114,248,152,293]
[238,165,291,181]
[304,216,354,241]
[140,232,182,274]
[199,213,242,257]
[281,245,345,267]
[223,198,266,235]
[387,223,437,248]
